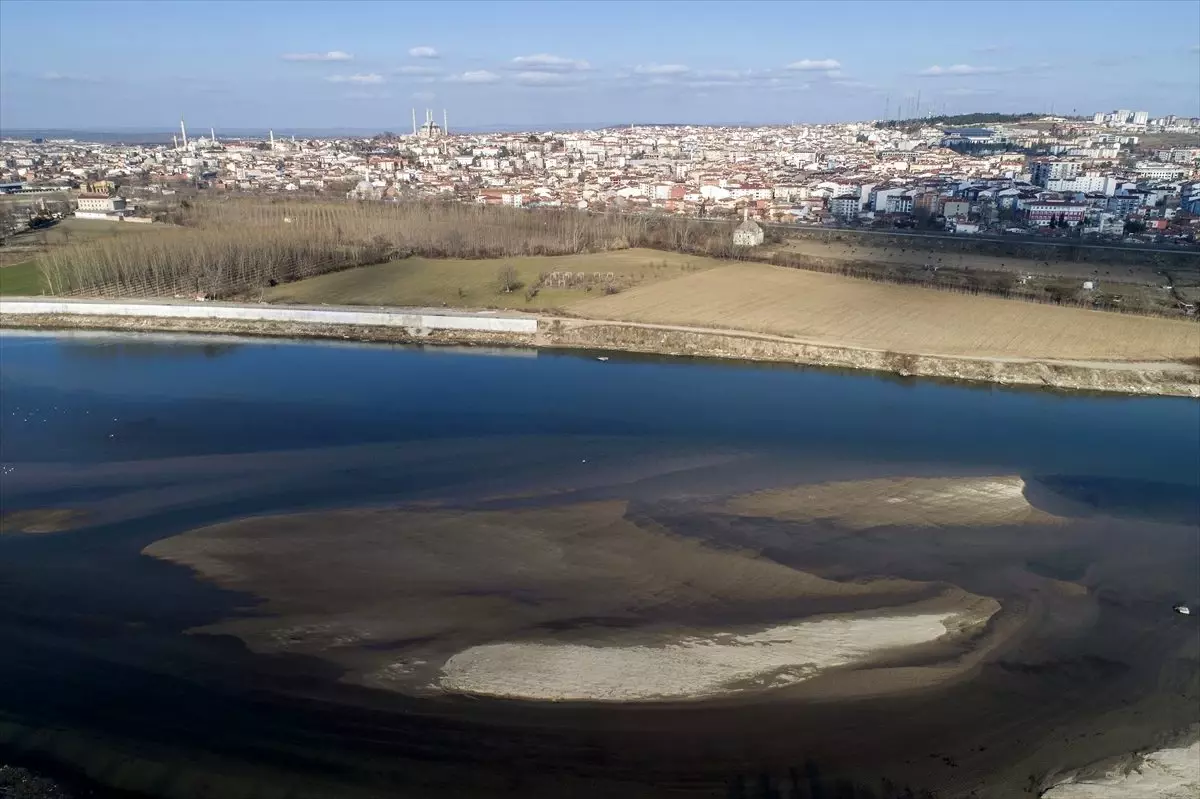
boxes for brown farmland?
[569,263,1200,361]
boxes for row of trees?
[874,112,1044,133]
[38,198,744,298]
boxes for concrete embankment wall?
[3,300,1196,397]
[0,299,537,334]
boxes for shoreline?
[1039,728,1200,798]
[1,299,1198,397]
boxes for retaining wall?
[0,299,538,334]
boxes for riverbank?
[1041,734,1200,798]
[3,299,1197,396]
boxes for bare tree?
[496,265,521,293]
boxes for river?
[1,330,1197,799]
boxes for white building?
[871,187,904,212]
[74,193,127,219]
[1045,173,1119,196]
[732,216,764,247]
[1031,161,1081,186]
[1132,110,1149,125]
[1135,162,1190,181]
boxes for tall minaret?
[210,127,216,144]
[443,109,448,137]
[173,134,178,149]
[180,117,188,148]
[412,108,417,136]
[269,130,275,151]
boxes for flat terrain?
[146,499,970,699]
[569,262,1200,361]
[265,248,724,310]
[0,260,41,295]
[0,218,162,288]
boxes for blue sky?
[1,0,1197,131]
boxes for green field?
[0,261,43,295]
[264,249,727,311]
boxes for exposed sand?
[437,606,996,702]
[724,476,1066,529]
[1041,741,1200,798]
[143,499,1000,697]
[0,508,86,535]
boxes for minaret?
[210,127,216,144]
[269,130,275,151]
[180,117,188,148]
[443,109,448,137]
[173,134,178,149]
[412,108,417,136]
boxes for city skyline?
[1,0,1198,130]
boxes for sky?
[1,0,1198,132]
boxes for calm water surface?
[1,330,1197,798]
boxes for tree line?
[39,199,743,298]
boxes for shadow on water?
[1025,475,1200,526]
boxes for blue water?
[1,330,1199,799]
[2,331,1197,483]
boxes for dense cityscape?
[2,108,1198,244]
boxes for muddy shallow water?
[1,330,1197,799]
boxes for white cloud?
[39,71,100,83]
[448,70,500,84]
[830,79,876,91]
[395,65,442,76]
[699,69,752,79]
[514,71,575,86]
[919,64,1003,77]
[680,69,771,88]
[633,63,690,75]
[511,54,590,71]
[282,51,352,62]
[409,46,439,58]
[326,73,384,84]
[786,59,841,71]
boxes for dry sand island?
[1042,740,1200,798]
[144,499,999,701]
[35,449,1182,799]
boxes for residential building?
[1023,201,1088,226]
[1031,160,1081,186]
[828,194,861,219]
